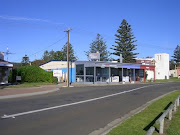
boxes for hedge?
[9,66,57,83]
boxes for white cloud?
[0,15,50,22]
[0,15,67,28]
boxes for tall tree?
[61,43,77,61]
[172,45,180,64]
[111,19,138,63]
[21,54,30,66]
[42,50,51,62]
[85,33,110,61]
[31,60,46,66]
[42,50,63,62]
[53,51,64,60]
[169,59,176,70]
[42,43,77,62]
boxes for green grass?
[154,77,180,83]
[166,107,180,135]
[107,90,180,135]
[0,82,56,89]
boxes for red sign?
[140,65,155,70]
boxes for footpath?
[0,82,131,100]
[0,84,64,100]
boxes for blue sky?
[0,0,179,62]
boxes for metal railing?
[145,126,155,135]
[145,95,180,135]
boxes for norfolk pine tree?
[86,33,110,61]
[111,19,138,63]
[172,45,180,64]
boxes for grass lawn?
[107,90,180,135]
[155,77,180,83]
[166,106,180,135]
[0,82,56,89]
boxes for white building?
[155,53,169,79]
[39,60,75,82]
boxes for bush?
[9,66,56,83]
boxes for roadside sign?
[16,76,21,81]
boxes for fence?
[145,95,180,135]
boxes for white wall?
[169,70,177,77]
[146,70,154,80]
[40,61,75,70]
[155,53,169,79]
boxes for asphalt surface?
[0,82,180,135]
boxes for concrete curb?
[0,88,60,100]
[89,90,178,135]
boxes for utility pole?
[64,28,72,87]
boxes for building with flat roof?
[39,60,75,83]
[135,58,155,65]
[75,61,155,84]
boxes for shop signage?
[112,76,119,82]
[53,70,62,77]
[89,53,100,60]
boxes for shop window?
[86,67,94,75]
[86,76,94,82]
[76,64,84,75]
[139,69,144,77]
[76,76,84,82]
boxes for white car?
[178,75,180,79]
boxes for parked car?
[178,75,180,79]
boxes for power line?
[14,35,66,62]
[71,25,177,51]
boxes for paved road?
[0,82,180,135]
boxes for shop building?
[75,61,155,83]
[39,60,75,82]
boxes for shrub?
[9,66,56,83]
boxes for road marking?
[1,84,160,119]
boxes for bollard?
[156,104,173,134]
[145,126,155,135]
[177,97,179,106]
[169,109,172,120]
[174,103,177,112]
[159,118,164,134]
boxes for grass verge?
[107,90,180,135]
[154,77,180,83]
[0,82,56,89]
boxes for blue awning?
[122,64,140,69]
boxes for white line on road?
[1,84,160,119]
